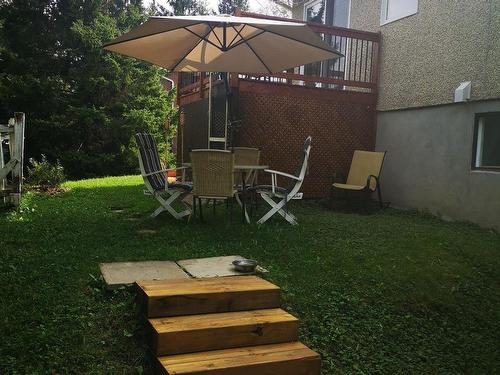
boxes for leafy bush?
[27,155,65,191]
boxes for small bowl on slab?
[232,259,258,273]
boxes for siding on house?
[349,0,500,111]
[290,0,500,229]
[346,0,500,230]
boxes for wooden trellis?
[0,112,25,207]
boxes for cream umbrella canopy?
[103,14,342,73]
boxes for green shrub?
[27,155,65,191]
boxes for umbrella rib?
[243,39,272,74]
[183,27,221,50]
[250,25,342,56]
[227,29,266,51]
[102,22,204,48]
[170,28,213,71]
[227,24,246,49]
[228,25,272,73]
[208,23,224,49]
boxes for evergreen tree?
[0,0,176,178]
[218,0,249,15]
[167,0,210,16]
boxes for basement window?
[472,113,500,171]
[380,0,418,25]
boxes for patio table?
[235,165,269,223]
[182,163,268,223]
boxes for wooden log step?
[149,308,299,356]
[137,276,281,318]
[157,342,321,375]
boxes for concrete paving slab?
[100,261,190,289]
[178,255,268,278]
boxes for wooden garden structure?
[172,11,381,198]
[0,112,25,207]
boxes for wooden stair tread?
[150,308,297,332]
[137,276,281,318]
[150,309,299,356]
[158,342,320,375]
[138,276,279,295]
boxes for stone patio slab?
[177,255,268,278]
[100,261,190,289]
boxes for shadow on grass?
[1,177,500,374]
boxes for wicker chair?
[230,147,260,186]
[135,133,191,219]
[190,149,237,220]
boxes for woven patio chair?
[135,133,191,219]
[230,147,260,186]
[190,149,237,221]
[249,136,312,225]
[332,150,387,208]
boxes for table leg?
[242,171,246,222]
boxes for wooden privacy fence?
[1,112,25,207]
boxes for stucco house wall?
[349,0,500,111]
[290,0,500,229]
[377,100,500,231]
[348,0,500,230]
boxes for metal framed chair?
[190,149,237,221]
[250,136,312,225]
[135,133,191,219]
[331,150,387,208]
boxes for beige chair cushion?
[333,182,365,191]
[346,150,386,191]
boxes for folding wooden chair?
[135,133,191,219]
[250,136,312,225]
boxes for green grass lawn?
[1,175,499,374]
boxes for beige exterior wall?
[349,0,500,110]
[292,0,500,111]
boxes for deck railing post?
[177,72,182,106]
[229,72,239,89]
[199,72,205,98]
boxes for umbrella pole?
[223,72,234,148]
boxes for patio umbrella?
[103,14,342,73]
[103,14,341,147]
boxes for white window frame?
[300,0,351,88]
[333,0,351,28]
[474,117,485,168]
[472,112,500,172]
[303,0,351,27]
[380,0,418,26]
[303,0,326,24]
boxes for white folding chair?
[250,136,312,225]
[135,133,191,219]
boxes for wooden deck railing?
[177,11,380,102]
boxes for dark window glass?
[473,113,500,170]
